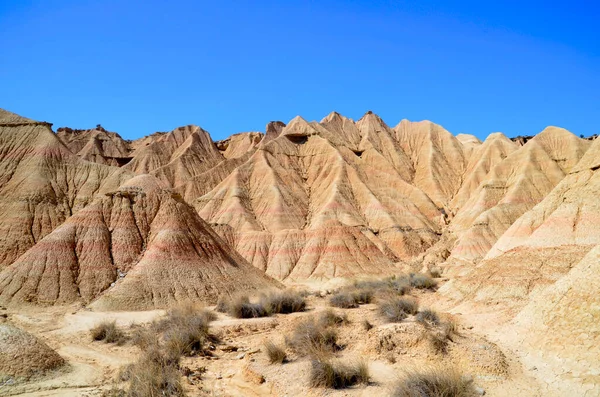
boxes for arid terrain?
[0,107,598,396]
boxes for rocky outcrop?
[0,109,131,269]
[0,175,279,309]
[56,125,133,166]
[0,323,65,379]
[447,127,590,264]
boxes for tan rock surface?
[0,174,279,309]
[195,112,445,281]
[0,323,65,379]
[56,125,133,166]
[447,127,590,264]
[0,109,131,269]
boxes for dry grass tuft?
[416,309,441,327]
[318,309,349,327]
[427,332,449,354]
[392,367,476,397]
[378,297,419,322]
[125,349,184,397]
[287,318,339,357]
[261,290,306,314]
[264,341,287,364]
[309,359,369,389]
[409,273,438,290]
[219,290,306,318]
[362,319,374,331]
[91,321,127,344]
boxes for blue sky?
[0,0,598,140]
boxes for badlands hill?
[1,107,598,394]
[0,174,279,309]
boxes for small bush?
[287,319,339,357]
[392,367,476,397]
[329,291,359,308]
[409,273,437,290]
[126,350,184,397]
[362,319,373,331]
[227,295,269,318]
[264,341,286,364]
[428,332,449,354]
[310,359,369,389]
[261,290,306,314]
[318,309,348,327]
[428,267,442,278]
[416,309,440,327]
[442,319,459,340]
[378,298,419,322]
[155,304,217,357]
[91,321,127,344]
[215,295,229,313]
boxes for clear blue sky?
[1,0,598,140]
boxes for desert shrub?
[428,267,442,278]
[261,290,306,314]
[378,297,419,323]
[264,341,286,364]
[310,359,369,389]
[409,273,437,290]
[442,318,459,340]
[91,321,127,344]
[390,277,412,295]
[427,332,449,354]
[318,309,348,327]
[329,291,359,308]
[329,286,374,308]
[416,309,441,327]
[153,304,217,357]
[392,367,476,397]
[126,350,184,397]
[226,295,269,318]
[287,319,339,357]
[362,319,373,331]
[215,295,229,313]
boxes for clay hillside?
[1,107,599,396]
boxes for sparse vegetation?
[362,319,373,331]
[329,287,374,308]
[287,318,339,357]
[90,321,127,344]
[427,332,449,354]
[318,309,349,327]
[409,273,438,290]
[260,290,306,314]
[218,290,306,318]
[392,367,476,397]
[264,341,287,364]
[416,309,441,327]
[125,349,184,397]
[309,359,369,388]
[378,297,419,322]
[329,291,359,308]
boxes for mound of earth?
[0,175,280,309]
[195,112,450,281]
[446,126,590,264]
[0,323,65,379]
[56,125,133,166]
[0,109,131,269]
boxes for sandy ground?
[0,281,546,397]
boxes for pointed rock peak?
[116,174,167,195]
[484,132,513,143]
[536,126,576,139]
[282,116,318,137]
[266,121,286,139]
[320,111,346,123]
[356,110,388,128]
[456,134,482,145]
[0,108,43,125]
